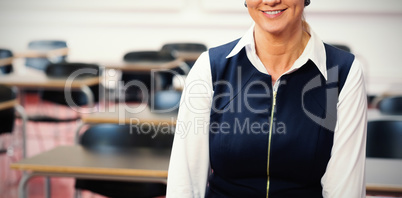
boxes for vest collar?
[226,23,328,80]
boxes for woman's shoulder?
[209,38,241,58]
[323,43,357,92]
[323,43,356,71]
[210,38,241,50]
[323,43,355,61]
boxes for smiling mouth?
[263,9,286,15]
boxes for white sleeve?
[166,52,213,198]
[321,58,367,197]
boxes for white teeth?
[264,10,282,15]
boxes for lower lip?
[262,10,285,19]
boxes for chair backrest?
[330,44,351,53]
[149,90,181,112]
[0,85,16,134]
[121,51,178,102]
[25,40,68,71]
[0,49,13,74]
[378,96,402,115]
[0,85,16,103]
[160,42,207,68]
[41,62,101,106]
[161,43,207,53]
[123,50,175,62]
[367,120,402,159]
[45,62,100,78]
[79,123,174,152]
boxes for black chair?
[377,96,402,115]
[0,85,18,189]
[121,51,177,102]
[0,49,13,74]
[0,85,27,154]
[75,123,174,198]
[25,40,68,71]
[0,85,26,181]
[149,90,181,113]
[28,62,101,122]
[367,120,402,159]
[0,85,17,141]
[160,42,207,68]
[159,43,207,92]
[367,94,376,108]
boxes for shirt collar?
[226,23,328,80]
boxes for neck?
[254,23,310,82]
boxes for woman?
[167,0,367,197]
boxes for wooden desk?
[0,68,101,158]
[0,69,100,88]
[366,158,402,195]
[10,145,170,198]
[14,48,69,59]
[101,58,185,91]
[0,99,18,111]
[81,104,177,125]
[0,57,13,67]
[11,146,402,198]
[76,104,177,143]
[101,59,183,72]
[0,69,101,108]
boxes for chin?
[262,26,285,35]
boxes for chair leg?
[74,189,82,198]
[0,133,18,187]
[44,177,51,198]
[32,122,46,152]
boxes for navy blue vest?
[206,39,354,198]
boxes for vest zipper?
[267,81,279,198]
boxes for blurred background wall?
[0,0,401,95]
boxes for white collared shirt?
[167,24,367,198]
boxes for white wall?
[1,0,402,95]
